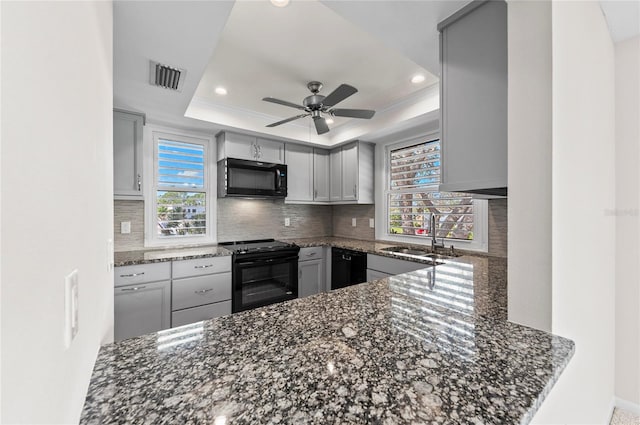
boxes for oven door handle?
[235,255,299,266]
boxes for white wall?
[614,35,640,410]
[532,1,616,423]
[1,2,114,423]
[506,0,553,332]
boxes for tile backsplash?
[488,199,507,258]
[114,200,145,251]
[332,204,376,241]
[217,198,332,242]
[114,198,506,256]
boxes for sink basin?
[380,246,460,262]
[381,247,429,256]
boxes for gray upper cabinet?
[438,0,507,197]
[329,141,374,204]
[285,144,314,202]
[113,110,144,200]
[329,148,343,202]
[313,149,330,202]
[341,142,359,201]
[217,132,284,164]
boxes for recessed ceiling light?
[411,74,426,84]
[215,87,227,95]
[270,0,290,7]
[326,118,334,124]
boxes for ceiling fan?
[262,81,376,135]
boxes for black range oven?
[220,239,299,313]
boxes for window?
[386,139,479,244]
[145,129,215,247]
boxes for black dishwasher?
[331,248,367,290]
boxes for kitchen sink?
[380,246,460,262]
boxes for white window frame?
[144,125,217,248]
[377,132,488,252]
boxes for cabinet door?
[298,258,324,298]
[285,144,314,201]
[329,148,343,201]
[223,133,257,161]
[256,138,285,164]
[313,149,330,202]
[439,1,507,192]
[366,269,392,281]
[113,111,144,199]
[114,280,171,341]
[341,142,359,201]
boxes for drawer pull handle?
[121,286,146,292]
[306,252,317,257]
[194,264,214,269]
[195,288,214,294]
[120,272,145,278]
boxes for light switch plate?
[352,218,357,227]
[284,217,291,227]
[369,218,375,228]
[120,221,131,234]
[64,270,79,349]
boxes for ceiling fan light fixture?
[411,74,426,84]
[270,0,290,7]
[325,118,334,124]
[215,87,228,95]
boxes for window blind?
[155,138,207,237]
[157,139,204,189]
[388,140,474,240]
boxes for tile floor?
[610,408,640,425]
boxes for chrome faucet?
[431,214,445,252]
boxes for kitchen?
[2,2,640,423]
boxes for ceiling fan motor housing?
[303,95,325,109]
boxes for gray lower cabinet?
[171,257,232,327]
[114,280,171,341]
[298,247,324,298]
[367,254,427,277]
[366,269,392,281]
[172,301,232,328]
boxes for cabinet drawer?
[299,246,323,261]
[172,273,231,310]
[172,256,231,279]
[115,262,171,287]
[367,254,427,276]
[172,301,231,328]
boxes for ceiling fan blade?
[331,108,376,119]
[313,116,330,135]
[322,84,357,107]
[262,97,307,111]
[266,114,310,127]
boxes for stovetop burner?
[219,239,298,255]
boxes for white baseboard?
[615,397,640,416]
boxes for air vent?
[149,61,186,92]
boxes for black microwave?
[218,158,287,198]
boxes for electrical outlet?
[352,218,357,227]
[64,270,79,349]
[369,218,375,228]
[284,217,291,227]
[120,221,131,234]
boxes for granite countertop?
[82,254,574,424]
[113,236,474,268]
[114,245,232,267]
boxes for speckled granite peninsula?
[82,254,574,424]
